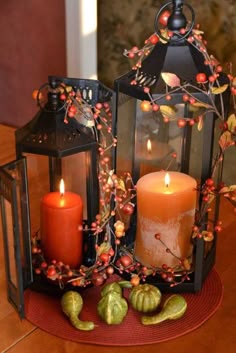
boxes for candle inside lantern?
[40,179,83,268]
[134,171,197,268]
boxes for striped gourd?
[129,283,162,313]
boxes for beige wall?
[0,0,66,128]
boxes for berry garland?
[32,11,236,290]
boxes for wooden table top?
[0,124,236,353]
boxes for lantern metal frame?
[0,76,113,317]
[112,0,231,292]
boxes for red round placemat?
[24,269,223,346]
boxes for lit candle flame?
[165,173,170,188]
[60,179,65,196]
[147,139,152,154]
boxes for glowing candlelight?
[165,173,170,188]
[60,179,65,197]
[147,139,152,154]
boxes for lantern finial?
[167,0,187,30]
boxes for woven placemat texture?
[24,269,223,346]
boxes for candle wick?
[60,192,64,198]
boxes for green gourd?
[129,283,162,313]
[61,291,95,331]
[141,294,187,325]
[97,290,128,325]
[100,282,123,297]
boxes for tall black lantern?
[0,76,113,317]
[113,1,230,292]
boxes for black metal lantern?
[113,1,231,292]
[0,76,113,317]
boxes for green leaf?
[97,242,111,255]
[227,114,236,133]
[160,105,177,119]
[210,84,228,95]
[192,102,211,109]
[116,178,126,192]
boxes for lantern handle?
[36,81,67,113]
[154,1,195,43]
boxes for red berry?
[128,52,135,59]
[100,253,110,263]
[92,273,105,286]
[32,246,38,254]
[106,266,114,275]
[209,75,215,83]
[35,268,41,275]
[47,266,56,277]
[60,93,66,100]
[214,225,222,232]
[122,202,134,215]
[163,116,169,123]
[179,28,186,35]
[159,10,171,26]
[182,94,189,102]
[188,119,195,126]
[165,94,172,101]
[196,73,207,83]
[40,261,48,269]
[149,34,159,45]
[152,103,159,111]
[189,97,196,104]
[144,87,150,93]
[95,103,103,109]
[177,119,187,128]
[205,178,214,186]
[120,255,133,268]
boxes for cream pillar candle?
[134,171,197,268]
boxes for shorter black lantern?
[113,1,231,292]
[0,76,113,317]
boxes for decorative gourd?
[141,294,187,325]
[61,291,95,331]
[97,291,128,324]
[101,282,122,297]
[129,283,162,313]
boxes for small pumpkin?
[129,283,162,313]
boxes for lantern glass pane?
[3,198,17,286]
[0,157,32,290]
[189,124,204,181]
[134,101,185,177]
[116,97,136,175]
[23,153,49,232]
[61,153,87,219]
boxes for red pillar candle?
[40,180,83,268]
[134,171,197,268]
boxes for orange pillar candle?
[40,180,83,268]
[134,171,197,268]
